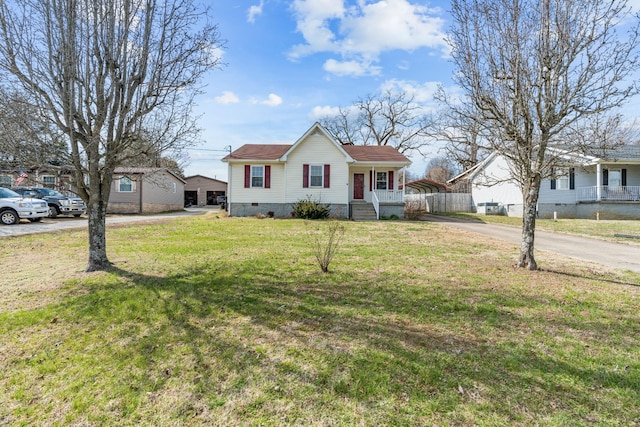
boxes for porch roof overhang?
[350,161,411,168]
[402,178,449,193]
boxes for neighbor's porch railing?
[577,186,640,202]
[373,189,404,203]
[371,190,380,220]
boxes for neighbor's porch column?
[596,163,602,201]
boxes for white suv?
[0,187,50,225]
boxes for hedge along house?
[222,123,411,219]
[108,167,186,214]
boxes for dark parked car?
[12,187,87,218]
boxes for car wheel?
[29,217,43,222]
[0,209,19,225]
[73,214,82,218]
[48,206,59,218]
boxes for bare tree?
[431,91,489,172]
[0,87,67,168]
[448,0,640,270]
[319,90,432,155]
[424,156,459,183]
[0,0,224,271]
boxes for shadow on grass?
[89,259,640,424]
[5,256,637,425]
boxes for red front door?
[354,173,364,199]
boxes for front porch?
[577,186,640,202]
[350,190,405,220]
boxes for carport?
[402,178,451,212]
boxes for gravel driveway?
[422,214,640,273]
[0,208,209,238]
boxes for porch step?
[351,203,378,221]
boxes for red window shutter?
[369,170,373,191]
[388,171,394,190]
[303,164,309,188]
[244,165,250,188]
[324,164,330,188]
[265,165,271,188]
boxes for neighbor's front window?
[119,177,134,192]
[0,175,11,188]
[608,169,622,187]
[42,175,56,188]
[376,172,387,190]
[251,166,264,188]
[556,168,570,190]
[309,165,323,187]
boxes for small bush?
[291,197,330,220]
[305,220,346,273]
[404,199,423,220]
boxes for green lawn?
[1,214,639,425]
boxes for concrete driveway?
[0,208,210,238]
[422,214,640,273]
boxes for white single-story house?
[450,145,640,219]
[222,122,411,219]
[108,167,186,214]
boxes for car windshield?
[38,188,64,197]
[0,188,20,198]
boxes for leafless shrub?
[404,199,424,220]
[305,221,346,273]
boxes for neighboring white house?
[450,146,640,219]
[222,122,411,219]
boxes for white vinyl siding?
[230,163,285,204]
[285,132,349,204]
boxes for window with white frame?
[309,165,323,187]
[251,166,264,188]
[556,168,570,190]
[118,176,134,192]
[0,175,11,188]
[376,172,388,190]
[608,168,622,187]
[42,175,56,188]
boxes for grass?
[1,213,639,425]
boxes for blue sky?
[187,0,454,180]
[186,0,640,181]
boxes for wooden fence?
[405,193,474,214]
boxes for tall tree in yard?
[0,0,224,271]
[448,0,640,270]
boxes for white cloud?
[247,0,264,23]
[380,79,440,103]
[214,91,240,104]
[309,105,341,120]
[251,93,283,107]
[323,58,381,77]
[289,0,447,75]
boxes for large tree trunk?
[85,195,111,272]
[518,179,541,270]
